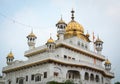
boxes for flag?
[94,58,96,64]
[93,32,96,52]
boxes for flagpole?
[93,32,95,52]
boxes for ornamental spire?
[71,9,75,21]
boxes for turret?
[6,51,14,65]
[56,17,67,40]
[104,59,111,71]
[27,30,37,49]
[94,36,103,54]
[46,36,55,52]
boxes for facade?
[0,76,5,84]
[2,10,114,84]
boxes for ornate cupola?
[104,59,111,71]
[56,16,67,40]
[46,36,55,52]
[6,51,14,65]
[64,9,90,42]
[94,36,103,54]
[27,30,37,49]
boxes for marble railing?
[3,52,114,77]
[24,41,105,60]
[50,55,114,77]
[60,41,105,60]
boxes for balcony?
[3,53,114,78]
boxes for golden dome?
[27,31,37,38]
[7,51,14,58]
[105,59,111,64]
[95,36,103,43]
[47,37,54,43]
[57,17,66,24]
[65,20,84,33]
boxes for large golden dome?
[64,9,90,42]
[66,20,84,33]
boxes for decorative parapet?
[2,53,114,78]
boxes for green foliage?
[64,80,74,84]
[46,81,64,84]
[47,81,58,84]
[115,82,120,84]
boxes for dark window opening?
[31,74,34,80]
[26,75,28,81]
[16,78,18,83]
[35,75,41,82]
[44,72,47,78]
[64,55,67,59]
[54,72,59,77]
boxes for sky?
[0,0,120,83]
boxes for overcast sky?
[0,0,120,83]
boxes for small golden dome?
[65,20,84,33]
[47,37,54,43]
[105,59,111,64]
[7,51,14,58]
[57,17,66,24]
[95,36,103,43]
[27,31,37,38]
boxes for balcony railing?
[3,53,114,77]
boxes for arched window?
[96,75,99,82]
[90,74,94,81]
[35,74,41,82]
[19,78,24,84]
[101,77,104,83]
[84,72,89,80]
[81,43,84,47]
[78,41,80,46]
[85,45,88,49]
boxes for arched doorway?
[96,75,100,82]
[84,72,89,80]
[66,70,80,79]
[90,73,94,81]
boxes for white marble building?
[2,10,114,84]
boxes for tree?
[64,80,74,84]
[115,82,120,84]
[46,81,58,84]
[47,81,64,84]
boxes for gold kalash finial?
[71,9,75,21]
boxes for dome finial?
[31,28,33,33]
[71,9,75,21]
[86,30,90,37]
[61,14,62,20]
[50,33,52,38]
